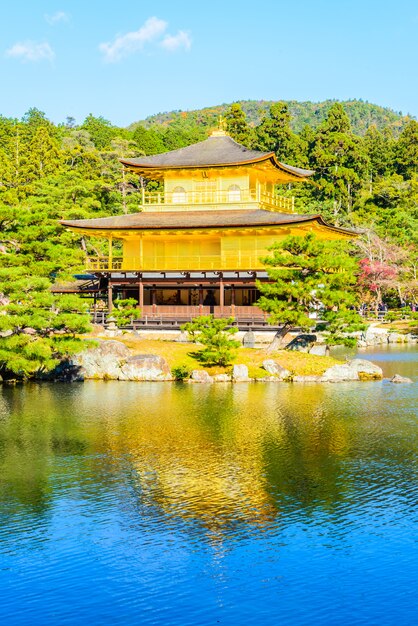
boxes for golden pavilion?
[61,130,353,326]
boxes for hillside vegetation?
[131,99,412,136]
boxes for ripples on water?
[0,349,417,625]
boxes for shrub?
[112,299,139,327]
[171,364,191,381]
[181,315,240,367]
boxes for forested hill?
[130,99,412,136]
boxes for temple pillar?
[219,275,224,311]
[138,275,144,308]
[199,284,203,315]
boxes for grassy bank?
[108,337,341,378]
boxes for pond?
[0,348,417,625]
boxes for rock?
[285,334,317,352]
[0,329,13,338]
[321,358,383,382]
[242,330,256,348]
[390,374,413,384]
[321,363,359,382]
[348,358,383,380]
[405,333,417,344]
[119,354,172,381]
[257,376,283,382]
[292,375,322,382]
[190,369,213,383]
[309,345,330,356]
[262,360,291,379]
[213,373,231,382]
[388,332,407,344]
[232,364,251,382]
[73,339,131,380]
[22,327,37,335]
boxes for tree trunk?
[265,323,293,353]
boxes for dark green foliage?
[320,310,366,347]
[225,103,253,147]
[112,299,139,327]
[171,364,192,381]
[254,102,303,165]
[257,234,360,340]
[181,316,240,367]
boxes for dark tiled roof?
[121,135,314,177]
[61,209,354,235]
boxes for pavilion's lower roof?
[61,209,355,235]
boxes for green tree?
[364,125,395,181]
[81,114,122,150]
[0,268,91,379]
[112,298,139,327]
[256,234,360,350]
[254,102,303,164]
[225,103,252,146]
[181,315,240,366]
[396,120,418,179]
[310,103,369,219]
[132,125,166,155]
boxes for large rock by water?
[262,360,291,379]
[59,340,172,381]
[321,358,383,382]
[119,354,172,381]
[232,364,251,382]
[390,374,413,384]
[73,340,130,380]
[189,369,213,383]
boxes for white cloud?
[45,11,70,25]
[99,16,168,62]
[161,30,191,52]
[5,41,55,62]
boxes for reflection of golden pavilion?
[61,130,353,324]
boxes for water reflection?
[1,379,416,539]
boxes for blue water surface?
[0,348,417,625]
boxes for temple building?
[61,130,354,326]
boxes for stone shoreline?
[47,339,402,384]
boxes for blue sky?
[1,0,417,126]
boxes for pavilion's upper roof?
[61,209,354,236]
[120,133,314,179]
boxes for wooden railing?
[86,254,266,272]
[139,189,294,213]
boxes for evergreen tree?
[254,102,302,164]
[310,103,369,219]
[364,125,395,180]
[225,103,252,146]
[257,234,360,349]
[396,120,418,179]
[132,125,166,155]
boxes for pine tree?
[257,234,360,349]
